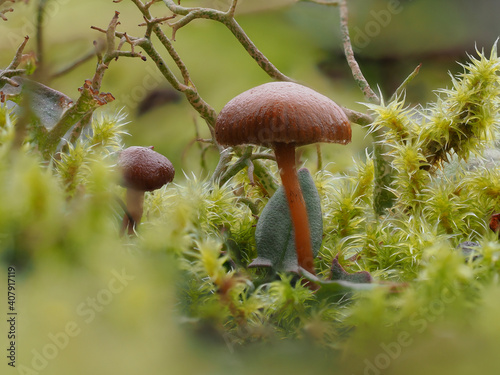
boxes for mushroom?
[490,213,500,236]
[118,146,175,235]
[215,82,351,275]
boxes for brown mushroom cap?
[215,82,351,147]
[118,146,175,191]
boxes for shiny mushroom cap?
[215,82,351,147]
[118,146,175,191]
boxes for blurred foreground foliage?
[3,44,500,374]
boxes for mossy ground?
[2,36,500,375]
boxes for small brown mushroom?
[215,82,351,275]
[118,146,175,235]
[490,213,500,237]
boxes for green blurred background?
[2,0,499,176]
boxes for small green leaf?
[250,168,322,272]
[300,269,379,301]
[330,255,373,283]
[3,77,73,129]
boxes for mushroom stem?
[122,188,145,235]
[273,142,316,276]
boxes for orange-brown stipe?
[274,142,315,274]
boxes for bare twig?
[338,0,379,104]
[136,8,192,86]
[0,7,13,20]
[0,0,15,21]
[103,3,219,142]
[0,35,29,87]
[39,12,147,159]
[341,107,373,126]
[227,0,238,18]
[90,12,146,90]
[163,0,292,82]
[5,35,29,70]
[138,15,176,30]
[50,47,102,79]
[35,0,49,77]
[144,0,161,10]
[303,0,339,4]
[1,0,29,20]
[304,0,394,213]
[135,36,218,128]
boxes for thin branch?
[102,3,220,141]
[134,36,187,91]
[131,0,194,86]
[1,0,29,21]
[6,35,29,70]
[303,0,339,4]
[227,0,238,18]
[338,0,379,104]
[0,0,15,20]
[1,68,25,78]
[161,0,194,16]
[153,29,193,86]
[105,11,120,55]
[39,12,146,159]
[50,47,101,79]
[90,12,146,91]
[96,17,219,141]
[328,0,394,214]
[138,15,176,35]
[0,7,12,21]
[341,107,373,126]
[144,0,161,10]
[163,0,292,82]
[0,35,29,86]
[122,1,375,183]
[35,0,49,76]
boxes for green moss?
[4,31,500,374]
